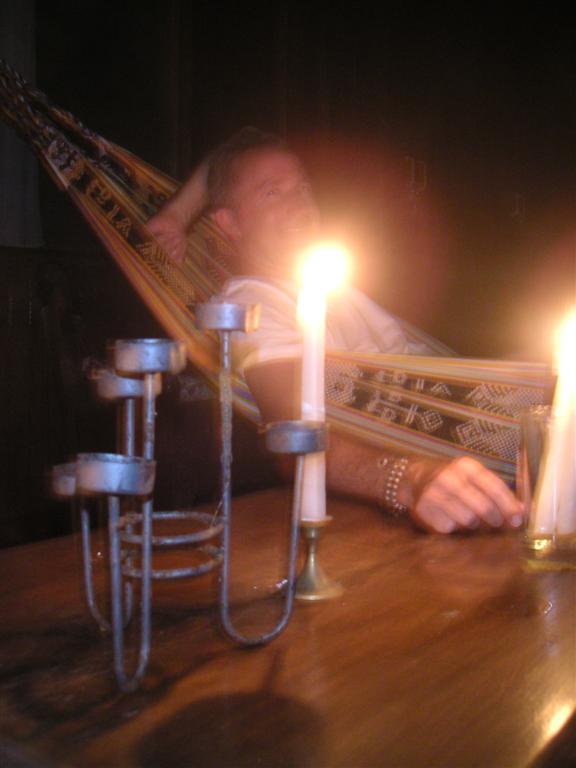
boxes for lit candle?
[530,309,576,536]
[298,244,348,521]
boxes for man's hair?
[206,127,287,210]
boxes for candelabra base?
[295,518,343,601]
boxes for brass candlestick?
[295,517,342,601]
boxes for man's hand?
[147,210,188,265]
[400,456,525,534]
[146,157,210,265]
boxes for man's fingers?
[154,234,186,264]
[147,215,188,264]
[411,500,459,534]
[411,457,524,533]
[457,458,524,526]
[448,482,504,528]
[416,480,478,530]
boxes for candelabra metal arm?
[108,495,153,692]
[217,331,301,645]
[81,507,110,631]
[122,398,137,457]
[219,455,303,646]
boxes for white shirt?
[220,277,434,375]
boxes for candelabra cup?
[51,462,77,498]
[518,405,576,571]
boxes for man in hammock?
[148,129,524,535]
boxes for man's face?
[215,147,320,278]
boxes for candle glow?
[299,243,348,294]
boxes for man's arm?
[147,159,209,264]
[246,359,525,534]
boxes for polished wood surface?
[1,488,575,767]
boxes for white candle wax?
[296,244,348,523]
[299,285,327,522]
[530,310,576,536]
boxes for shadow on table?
[138,691,325,768]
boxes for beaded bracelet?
[377,455,409,515]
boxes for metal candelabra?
[51,302,334,690]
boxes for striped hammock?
[0,60,552,484]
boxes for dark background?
[1,2,574,545]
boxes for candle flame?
[299,242,349,295]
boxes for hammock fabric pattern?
[0,60,552,484]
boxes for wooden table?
[1,488,575,767]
